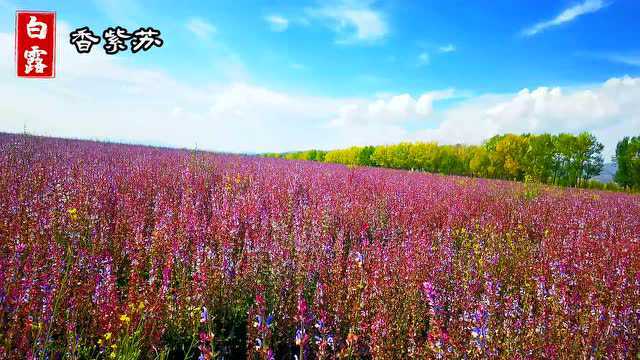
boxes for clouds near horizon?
[2,21,639,158]
[416,76,640,158]
[1,0,638,160]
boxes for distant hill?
[593,162,617,183]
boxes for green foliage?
[614,136,640,190]
[470,146,491,178]
[114,322,144,360]
[492,134,529,180]
[523,175,541,200]
[583,179,625,192]
[262,152,282,159]
[264,132,616,191]
[523,134,554,183]
[357,145,375,166]
[323,146,362,166]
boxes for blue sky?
[1,0,639,157]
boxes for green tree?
[371,146,392,168]
[551,134,575,186]
[523,134,555,183]
[470,147,491,178]
[324,147,361,166]
[357,146,376,166]
[614,136,640,189]
[574,132,604,187]
[492,134,529,180]
[270,132,617,191]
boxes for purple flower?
[327,335,334,348]
[200,306,209,323]
[254,315,263,328]
[295,328,304,345]
[471,326,487,339]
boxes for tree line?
[614,136,640,190]
[264,132,639,191]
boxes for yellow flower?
[111,344,117,350]
[109,352,116,359]
[104,332,112,340]
[98,339,103,346]
[67,208,79,220]
[138,301,145,311]
[119,314,130,323]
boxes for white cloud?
[329,89,455,127]
[0,22,354,152]
[186,17,216,40]
[598,53,640,67]
[0,20,449,153]
[2,23,639,158]
[415,76,640,158]
[522,0,608,37]
[438,44,456,53]
[308,0,388,44]
[417,52,430,66]
[265,14,289,32]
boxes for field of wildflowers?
[1,133,639,359]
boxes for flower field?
[1,133,639,359]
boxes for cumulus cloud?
[521,0,608,37]
[265,14,289,32]
[2,22,398,152]
[308,0,388,44]
[186,17,216,40]
[415,76,640,158]
[329,89,455,127]
[3,22,639,158]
